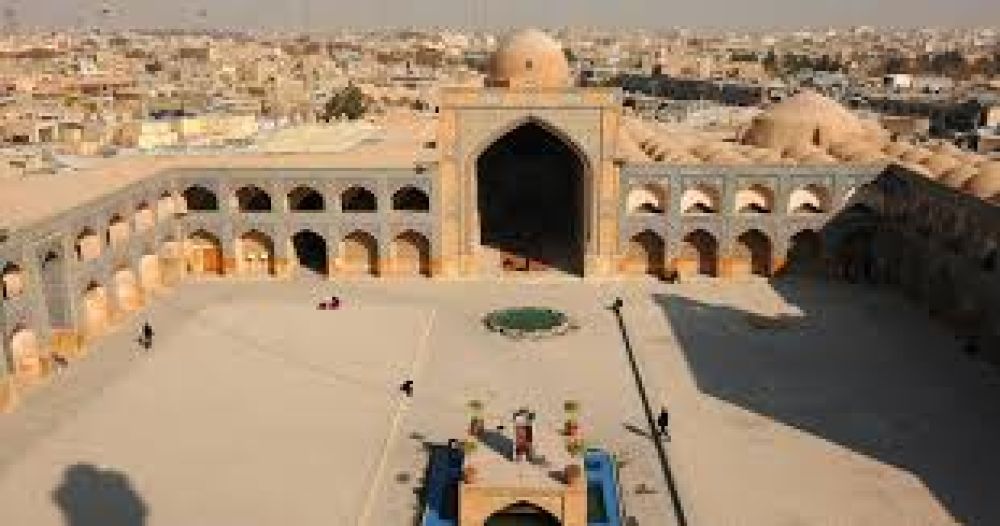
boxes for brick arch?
[478,497,563,526]
[783,229,825,276]
[235,185,273,212]
[134,201,155,231]
[734,183,775,214]
[461,113,598,272]
[185,229,224,276]
[106,213,130,248]
[626,183,667,214]
[75,227,102,261]
[680,183,720,214]
[390,230,431,276]
[392,185,430,212]
[677,229,719,277]
[342,186,378,212]
[2,261,25,300]
[8,324,43,382]
[288,185,326,212]
[81,281,111,339]
[465,114,594,176]
[236,230,276,276]
[789,184,831,214]
[291,229,329,276]
[113,265,144,312]
[182,184,219,211]
[622,230,665,276]
[138,253,163,293]
[733,229,773,277]
[156,190,178,219]
[340,230,379,276]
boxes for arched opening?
[288,186,325,212]
[476,120,585,275]
[82,282,111,338]
[2,262,25,300]
[341,231,379,276]
[236,230,275,276]
[679,230,718,277]
[292,230,329,276]
[392,186,430,212]
[735,229,773,277]
[75,227,101,261]
[185,230,223,276]
[735,184,774,214]
[182,185,219,211]
[134,202,155,231]
[9,326,43,381]
[391,230,431,276]
[342,186,377,212]
[623,230,665,276]
[833,227,876,283]
[626,183,667,214]
[159,238,184,285]
[788,185,830,214]
[113,267,143,312]
[156,192,176,220]
[784,230,824,276]
[829,204,879,282]
[484,501,560,526]
[107,214,130,248]
[681,184,719,214]
[236,185,273,212]
[40,250,71,328]
[138,254,162,292]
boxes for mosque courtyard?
[0,278,998,525]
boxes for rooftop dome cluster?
[740,90,889,152]
[621,90,999,206]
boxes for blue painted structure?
[420,446,623,526]
[585,449,623,526]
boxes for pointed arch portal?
[476,120,585,275]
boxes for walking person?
[656,406,670,441]
[400,379,414,398]
[140,321,154,351]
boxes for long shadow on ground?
[653,278,1000,524]
[53,463,148,526]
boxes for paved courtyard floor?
[0,277,998,525]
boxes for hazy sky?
[6,0,1000,31]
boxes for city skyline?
[3,0,1000,32]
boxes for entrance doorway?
[477,121,585,275]
[484,502,560,526]
[292,230,329,276]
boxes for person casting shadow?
[53,463,149,526]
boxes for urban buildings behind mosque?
[2,28,1000,413]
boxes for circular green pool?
[484,307,572,337]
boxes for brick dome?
[741,90,885,152]
[486,28,571,89]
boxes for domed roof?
[782,142,822,160]
[741,90,882,151]
[922,154,961,177]
[846,148,887,164]
[487,28,571,89]
[900,147,932,164]
[882,141,910,157]
[801,151,837,164]
[963,162,1000,199]
[939,165,978,189]
[745,147,784,163]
